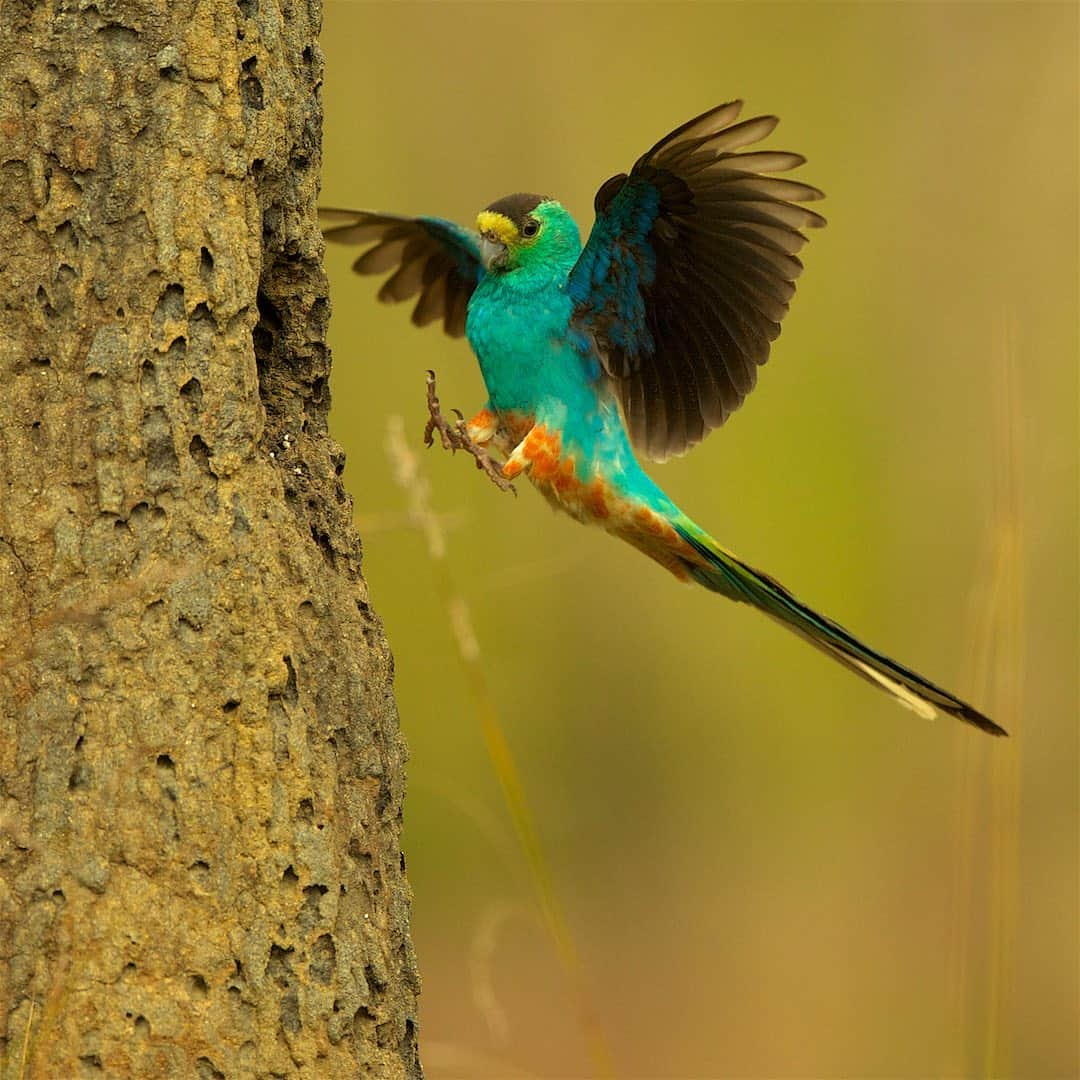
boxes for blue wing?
[568,102,826,460]
[319,209,484,338]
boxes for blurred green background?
[320,3,1077,1077]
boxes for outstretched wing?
[319,209,484,338]
[567,102,826,460]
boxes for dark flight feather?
[319,209,484,339]
[568,101,825,460]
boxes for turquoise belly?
[464,275,673,513]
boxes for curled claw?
[423,370,516,495]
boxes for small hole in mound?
[196,1057,225,1080]
[189,434,212,474]
[188,973,209,998]
[180,377,203,409]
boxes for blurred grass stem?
[945,320,1023,1077]
[386,414,615,1077]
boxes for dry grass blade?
[17,998,35,1080]
[386,415,614,1077]
[468,901,522,1045]
[944,318,1024,1077]
[423,1038,540,1079]
[983,318,1024,1078]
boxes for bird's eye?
[521,219,540,238]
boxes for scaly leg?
[422,370,516,495]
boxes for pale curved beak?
[480,234,507,271]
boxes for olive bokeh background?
[320,3,1077,1076]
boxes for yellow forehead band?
[476,211,518,245]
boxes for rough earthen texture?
[0,3,420,1076]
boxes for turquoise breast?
[465,273,671,511]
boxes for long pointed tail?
[673,521,1006,736]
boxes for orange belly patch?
[519,434,698,582]
[494,410,535,452]
[522,426,562,482]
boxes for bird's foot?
[423,370,516,495]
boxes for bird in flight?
[321,101,1004,736]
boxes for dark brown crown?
[482,192,549,227]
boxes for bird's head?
[476,193,581,276]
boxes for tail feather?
[673,522,1006,736]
